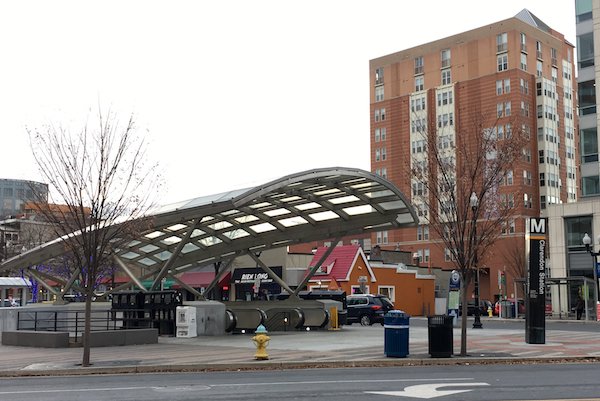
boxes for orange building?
[307,245,435,316]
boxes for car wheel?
[360,315,371,326]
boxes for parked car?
[346,294,394,326]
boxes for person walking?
[576,295,585,320]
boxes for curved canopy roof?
[0,167,417,293]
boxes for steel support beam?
[113,255,148,292]
[248,251,296,296]
[293,237,341,296]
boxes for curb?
[1,356,599,378]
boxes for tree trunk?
[82,288,93,367]
[460,289,469,356]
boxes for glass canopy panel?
[343,205,375,215]
[207,221,233,230]
[305,184,327,192]
[198,236,222,246]
[294,202,321,211]
[221,209,240,216]
[309,211,340,221]
[264,208,290,217]
[181,243,200,253]
[167,224,187,232]
[379,200,406,210]
[396,214,415,224]
[139,244,160,253]
[328,195,360,205]
[139,258,157,266]
[278,216,309,227]
[249,222,278,233]
[161,236,182,245]
[127,240,141,247]
[145,231,164,239]
[190,229,205,238]
[200,216,214,223]
[121,252,140,260]
[365,190,394,198]
[249,202,271,209]
[280,196,302,202]
[223,229,250,240]
[313,188,341,196]
[351,182,376,189]
[235,215,260,224]
[155,251,172,261]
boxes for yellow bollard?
[328,306,340,331]
[252,324,270,360]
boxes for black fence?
[17,310,123,342]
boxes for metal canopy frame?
[0,167,418,299]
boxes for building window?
[577,32,595,69]
[375,128,380,142]
[376,230,388,244]
[444,248,454,262]
[375,149,380,161]
[381,167,387,179]
[411,140,426,154]
[417,225,430,241]
[375,67,384,85]
[412,181,427,196]
[380,108,386,121]
[441,69,451,85]
[496,79,510,95]
[374,109,380,122]
[505,170,513,185]
[551,47,557,66]
[520,53,527,70]
[504,101,511,116]
[520,32,527,52]
[551,67,558,83]
[437,90,453,106]
[523,170,532,185]
[415,76,424,92]
[536,60,543,77]
[497,54,508,71]
[536,41,543,59]
[583,176,600,196]
[520,78,529,94]
[414,56,424,75]
[375,86,384,102]
[381,147,387,161]
[378,286,395,303]
[576,0,593,22]
[524,193,533,208]
[497,32,507,52]
[381,127,386,141]
[579,80,597,115]
[441,49,451,68]
[581,127,599,163]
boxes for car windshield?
[380,297,394,308]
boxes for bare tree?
[410,113,527,355]
[27,107,161,367]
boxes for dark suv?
[346,294,394,326]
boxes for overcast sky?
[0,0,576,205]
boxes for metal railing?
[16,309,153,342]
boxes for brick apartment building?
[369,9,578,302]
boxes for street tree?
[410,112,527,356]
[27,107,161,367]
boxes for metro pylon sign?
[526,217,547,344]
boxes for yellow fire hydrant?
[252,324,270,360]
[488,306,493,317]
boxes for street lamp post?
[470,192,483,329]
[582,233,600,306]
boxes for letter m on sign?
[530,218,546,235]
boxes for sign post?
[447,270,461,326]
[526,217,547,344]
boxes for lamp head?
[583,233,592,252]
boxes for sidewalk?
[1,318,599,377]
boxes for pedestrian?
[576,295,585,320]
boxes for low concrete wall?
[1,330,69,348]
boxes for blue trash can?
[384,310,410,358]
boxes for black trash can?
[384,310,410,358]
[427,315,453,358]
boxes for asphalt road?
[1,363,599,401]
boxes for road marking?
[366,382,489,399]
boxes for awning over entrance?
[0,167,418,298]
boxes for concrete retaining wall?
[1,330,70,348]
